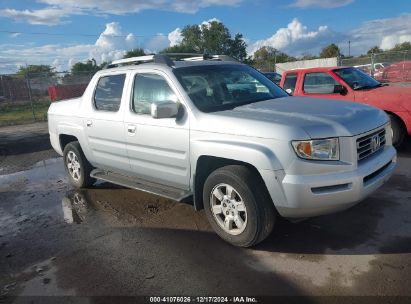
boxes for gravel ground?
[0,123,411,303]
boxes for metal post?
[370,52,375,78]
[25,72,36,121]
[403,51,406,82]
[348,40,351,57]
[0,75,5,100]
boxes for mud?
[1,125,411,300]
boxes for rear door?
[124,70,190,190]
[84,72,131,174]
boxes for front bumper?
[272,146,397,218]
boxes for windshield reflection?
[334,67,381,90]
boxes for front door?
[124,71,190,190]
[299,72,355,101]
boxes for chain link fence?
[341,50,411,83]
[0,71,95,126]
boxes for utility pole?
[348,40,351,57]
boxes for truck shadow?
[65,173,411,256]
[397,136,411,157]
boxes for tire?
[389,114,406,148]
[203,165,276,247]
[63,141,95,188]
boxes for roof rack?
[106,53,238,69]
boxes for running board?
[90,169,193,203]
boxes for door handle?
[127,125,136,134]
[86,120,93,127]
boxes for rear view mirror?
[334,84,347,95]
[151,101,179,119]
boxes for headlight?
[292,138,339,160]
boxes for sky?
[0,0,411,73]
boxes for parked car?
[280,66,411,146]
[354,62,391,77]
[374,61,411,83]
[48,55,396,247]
[263,72,282,85]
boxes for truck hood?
[197,97,388,140]
[358,85,411,112]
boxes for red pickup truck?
[279,66,411,146]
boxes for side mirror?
[285,88,293,95]
[151,101,179,119]
[334,84,347,95]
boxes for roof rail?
[183,54,238,62]
[109,55,154,67]
[106,53,238,69]
[106,54,174,68]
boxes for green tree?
[367,46,383,55]
[300,53,318,60]
[123,48,146,58]
[227,33,248,61]
[16,65,55,78]
[320,43,341,58]
[160,44,197,54]
[391,42,411,52]
[162,20,248,61]
[254,46,296,65]
[70,59,101,75]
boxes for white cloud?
[0,7,73,25]
[349,13,411,53]
[9,33,21,38]
[167,18,221,48]
[1,1,241,25]
[200,17,221,28]
[249,14,411,57]
[168,28,183,47]
[381,35,411,50]
[0,22,137,72]
[249,19,339,55]
[145,34,170,54]
[290,0,354,8]
[90,22,136,63]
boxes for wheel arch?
[193,155,273,211]
[385,110,409,134]
[59,134,79,151]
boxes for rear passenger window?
[303,72,338,94]
[94,74,126,112]
[283,73,297,93]
[132,74,178,115]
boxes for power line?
[0,29,166,38]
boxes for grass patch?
[0,101,50,126]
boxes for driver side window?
[303,72,339,94]
[132,73,178,115]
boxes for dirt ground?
[1,123,411,303]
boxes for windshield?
[173,64,288,112]
[334,67,381,90]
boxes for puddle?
[0,158,67,193]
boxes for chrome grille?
[357,128,386,161]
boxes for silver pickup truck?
[48,54,397,247]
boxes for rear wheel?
[389,114,406,147]
[63,141,95,188]
[203,165,275,247]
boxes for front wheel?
[63,141,95,188]
[203,165,275,247]
[389,114,406,148]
